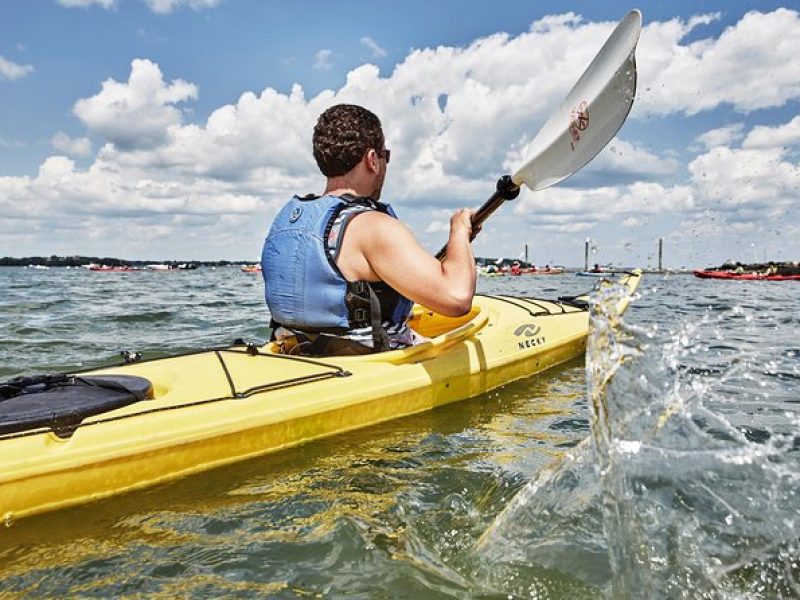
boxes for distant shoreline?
[0,256,255,268]
[1,256,691,275]
[4,255,746,275]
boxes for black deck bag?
[0,374,153,437]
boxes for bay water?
[0,267,798,598]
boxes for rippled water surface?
[1,267,798,598]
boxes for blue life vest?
[261,194,413,349]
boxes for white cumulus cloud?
[572,138,680,187]
[514,182,694,227]
[57,0,116,8]
[687,141,800,229]
[694,123,745,149]
[313,49,333,71]
[51,132,93,157]
[57,0,222,12]
[0,55,34,81]
[73,59,197,150]
[743,115,800,149]
[145,0,222,14]
[638,9,800,116]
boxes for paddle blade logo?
[568,100,589,151]
[513,323,546,350]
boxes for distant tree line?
[0,255,257,267]
[4,255,542,268]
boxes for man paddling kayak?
[261,104,478,355]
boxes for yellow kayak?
[0,270,641,522]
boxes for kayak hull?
[694,269,800,281]
[0,271,641,521]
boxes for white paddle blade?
[512,9,642,191]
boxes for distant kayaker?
[261,104,478,355]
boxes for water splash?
[472,279,639,594]
[476,278,800,598]
[592,298,800,598]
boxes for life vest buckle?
[351,281,369,295]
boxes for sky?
[1,0,799,268]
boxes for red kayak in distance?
[694,269,800,281]
[88,265,141,273]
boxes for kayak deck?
[0,271,641,521]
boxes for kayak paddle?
[436,9,642,260]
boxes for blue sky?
[1,0,799,268]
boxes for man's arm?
[342,210,477,317]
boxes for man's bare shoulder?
[349,209,398,225]
[348,209,409,237]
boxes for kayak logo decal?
[513,323,546,351]
[513,324,541,337]
[569,100,589,151]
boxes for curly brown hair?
[312,104,385,177]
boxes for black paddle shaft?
[434,175,520,261]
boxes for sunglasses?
[377,148,391,164]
